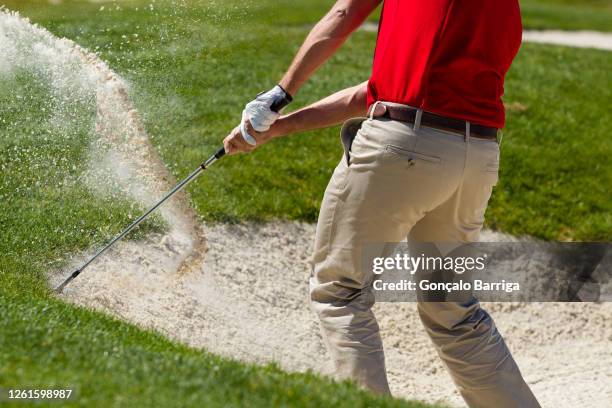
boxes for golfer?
[224,1,540,406]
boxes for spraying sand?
[2,10,611,408]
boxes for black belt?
[368,103,499,140]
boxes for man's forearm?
[272,81,368,138]
[279,0,380,96]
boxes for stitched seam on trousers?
[384,144,441,164]
[326,194,345,254]
[324,163,350,254]
[485,162,500,173]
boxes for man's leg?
[310,118,464,393]
[409,134,540,408]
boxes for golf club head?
[53,269,81,294]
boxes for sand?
[53,220,612,407]
[2,10,610,407]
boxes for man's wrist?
[278,79,298,99]
[270,116,292,139]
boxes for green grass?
[521,0,612,32]
[0,0,609,406]
[494,44,611,240]
[0,290,436,408]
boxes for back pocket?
[384,144,441,165]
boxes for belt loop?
[465,121,471,141]
[413,109,423,131]
[369,101,381,120]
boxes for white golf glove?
[241,85,292,145]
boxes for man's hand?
[240,85,292,145]
[224,81,368,155]
[224,120,277,155]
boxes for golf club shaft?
[54,147,226,293]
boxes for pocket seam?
[384,144,441,164]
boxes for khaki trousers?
[309,112,540,407]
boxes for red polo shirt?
[367,0,522,128]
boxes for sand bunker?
[2,10,610,407]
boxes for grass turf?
[521,0,612,32]
[0,290,437,408]
[0,0,609,406]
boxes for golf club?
[54,146,226,293]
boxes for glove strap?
[270,84,293,112]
